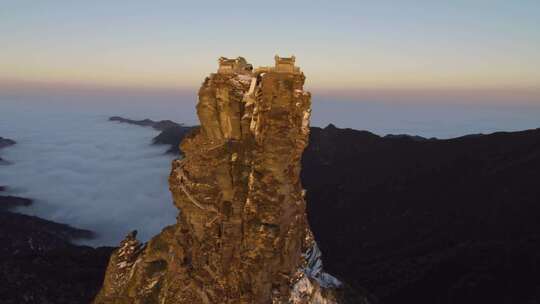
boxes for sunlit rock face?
[94,56,342,304]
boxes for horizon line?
[2,78,540,93]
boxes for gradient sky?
[1,0,539,92]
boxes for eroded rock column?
[94,56,341,304]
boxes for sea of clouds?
[0,96,196,246]
[1,91,538,246]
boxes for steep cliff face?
[94,57,343,304]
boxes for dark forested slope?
[302,125,540,304]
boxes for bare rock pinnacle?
[94,56,343,304]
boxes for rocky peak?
[93,56,344,304]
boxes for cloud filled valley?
[2,95,540,247]
[0,101,179,246]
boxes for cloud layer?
[1,93,539,246]
[0,101,180,246]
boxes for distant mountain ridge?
[109,116,195,154]
[302,124,540,304]
[0,194,32,211]
[0,137,16,163]
[109,116,180,131]
[108,116,445,155]
[0,137,16,149]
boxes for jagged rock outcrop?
[94,56,344,304]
